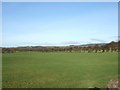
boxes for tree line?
[2,41,120,53]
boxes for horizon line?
[1,40,118,48]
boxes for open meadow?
[2,52,118,88]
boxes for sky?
[2,2,118,47]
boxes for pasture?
[2,52,118,88]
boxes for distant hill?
[79,43,107,46]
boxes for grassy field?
[2,52,118,88]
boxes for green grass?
[2,52,118,88]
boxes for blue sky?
[2,2,118,47]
